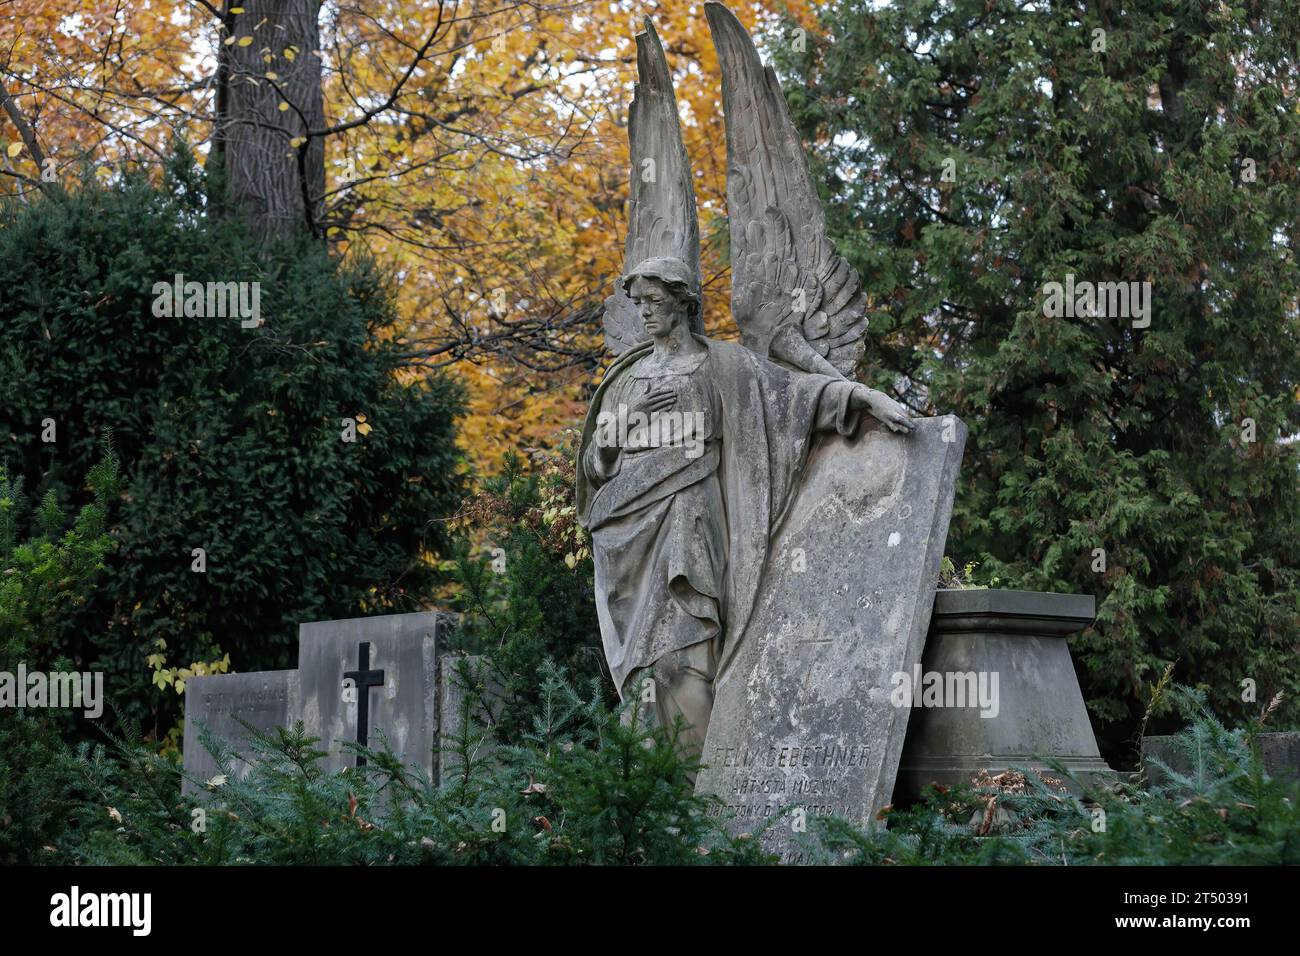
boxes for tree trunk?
[214,0,325,241]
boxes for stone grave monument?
[575,3,966,860]
[183,610,448,794]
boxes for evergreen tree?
[0,450,119,862]
[778,0,1300,755]
[0,150,465,735]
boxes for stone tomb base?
[895,588,1115,803]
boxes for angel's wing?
[602,20,701,355]
[705,1,867,378]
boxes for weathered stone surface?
[436,654,507,785]
[695,415,965,860]
[1143,732,1300,789]
[298,611,443,779]
[896,589,1114,803]
[182,670,300,795]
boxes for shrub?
[0,449,120,863]
[0,147,466,736]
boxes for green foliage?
[41,676,1300,866]
[445,448,611,742]
[806,688,1300,865]
[0,146,466,735]
[780,0,1300,753]
[0,449,120,863]
[55,662,768,865]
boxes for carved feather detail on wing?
[705,1,867,378]
[603,20,701,355]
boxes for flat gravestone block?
[437,655,507,786]
[696,416,965,861]
[182,670,300,796]
[298,611,443,780]
[1143,732,1300,789]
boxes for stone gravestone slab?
[182,670,300,796]
[298,611,443,779]
[1143,732,1300,790]
[696,415,965,861]
[436,654,507,785]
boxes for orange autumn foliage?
[0,0,822,474]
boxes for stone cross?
[342,641,385,768]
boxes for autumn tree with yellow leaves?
[0,0,822,468]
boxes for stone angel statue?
[576,3,913,769]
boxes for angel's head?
[622,257,702,339]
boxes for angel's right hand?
[632,386,678,416]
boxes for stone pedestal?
[895,589,1114,803]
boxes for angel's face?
[629,276,683,338]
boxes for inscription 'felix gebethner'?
[713,743,870,770]
[706,744,870,819]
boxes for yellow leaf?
[327,226,341,237]
[278,101,289,111]
[355,413,367,423]
[284,45,298,61]
[356,422,373,436]
[174,679,186,695]
[6,142,21,158]
[223,36,236,46]
[289,136,305,148]
[238,36,253,47]
[265,71,278,80]
[231,6,245,12]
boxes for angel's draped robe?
[576,337,862,696]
